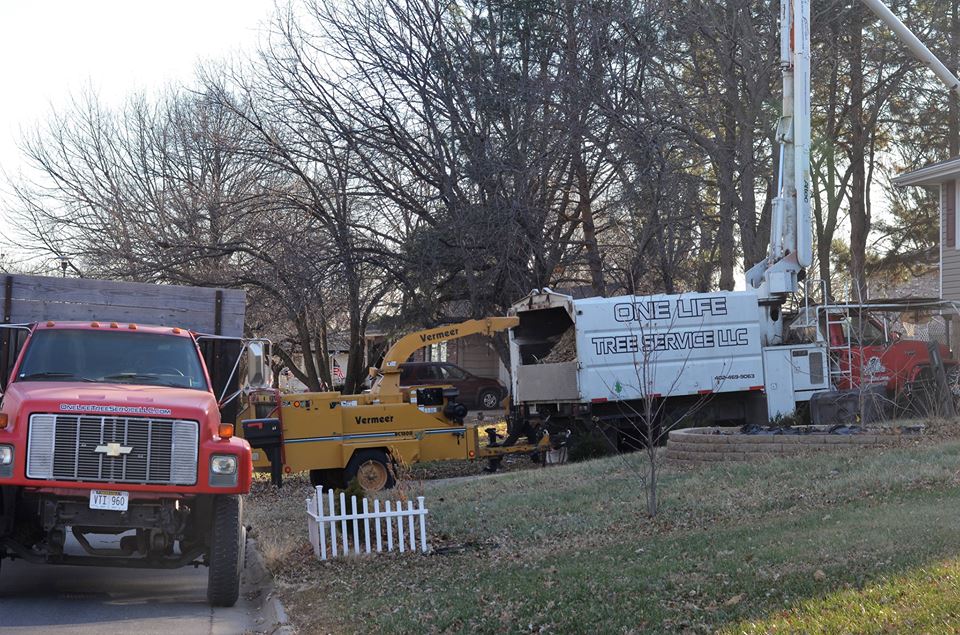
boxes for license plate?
[89,489,129,512]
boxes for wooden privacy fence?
[0,274,245,335]
[306,487,429,560]
[0,274,247,420]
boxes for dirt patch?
[405,452,539,481]
[915,417,960,442]
[246,473,315,572]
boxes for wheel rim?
[482,393,498,409]
[357,459,389,491]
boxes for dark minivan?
[399,362,506,410]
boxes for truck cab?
[0,321,253,606]
[792,304,957,414]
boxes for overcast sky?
[0,0,273,181]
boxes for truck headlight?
[211,454,238,474]
[0,445,13,478]
[209,454,238,487]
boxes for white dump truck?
[508,289,830,445]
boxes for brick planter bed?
[664,425,923,464]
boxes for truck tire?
[345,449,395,492]
[207,495,244,607]
[478,389,501,410]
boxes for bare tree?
[254,0,664,329]
[652,0,779,290]
[7,88,364,390]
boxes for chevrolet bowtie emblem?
[94,443,133,458]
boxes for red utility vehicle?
[801,303,958,415]
[0,276,260,607]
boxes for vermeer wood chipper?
[238,318,549,491]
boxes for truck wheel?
[207,495,244,607]
[478,389,501,410]
[346,449,395,492]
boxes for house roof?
[893,156,960,186]
[871,268,939,299]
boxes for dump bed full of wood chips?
[538,328,577,363]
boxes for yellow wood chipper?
[238,317,549,491]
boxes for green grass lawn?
[247,439,960,634]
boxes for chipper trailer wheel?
[347,449,395,492]
[207,494,244,607]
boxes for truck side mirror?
[245,341,273,391]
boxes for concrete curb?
[245,536,294,635]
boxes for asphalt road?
[0,533,269,635]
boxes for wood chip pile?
[539,328,577,363]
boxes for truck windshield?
[16,329,208,390]
[845,315,888,347]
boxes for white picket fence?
[306,486,429,560]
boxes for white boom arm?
[748,0,960,300]
[747,0,812,299]
[861,0,960,99]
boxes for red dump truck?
[0,275,260,606]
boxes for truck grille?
[26,414,198,485]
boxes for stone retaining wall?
[664,426,919,464]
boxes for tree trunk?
[343,300,366,394]
[951,0,959,157]
[645,434,658,516]
[696,211,715,293]
[293,310,323,391]
[275,346,316,392]
[717,163,737,291]
[738,127,763,266]
[344,330,367,395]
[575,153,606,296]
[716,62,738,292]
[818,232,833,300]
[848,3,868,301]
[315,319,333,388]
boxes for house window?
[947,180,957,249]
[426,342,448,362]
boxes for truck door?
[762,348,797,419]
[0,326,29,392]
[822,313,854,389]
[847,314,896,390]
[823,311,896,392]
[199,338,244,423]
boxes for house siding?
[943,179,960,302]
[454,335,500,378]
[405,335,501,379]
